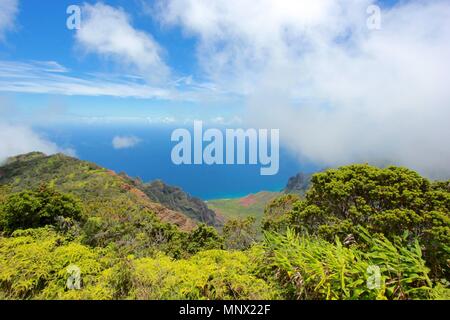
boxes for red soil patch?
[239,194,257,207]
[105,170,117,177]
[121,184,132,191]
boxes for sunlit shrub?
[0,227,111,299]
[128,250,279,300]
[260,227,445,300]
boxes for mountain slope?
[283,172,312,195]
[207,171,314,223]
[0,152,196,231]
[139,180,223,227]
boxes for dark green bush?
[223,217,257,250]
[275,165,449,278]
[0,185,82,233]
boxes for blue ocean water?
[37,124,317,200]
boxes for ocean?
[37,123,317,200]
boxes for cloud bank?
[157,0,450,179]
[112,135,141,149]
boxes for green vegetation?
[0,154,448,300]
[223,217,257,250]
[263,165,450,279]
[141,180,221,227]
[260,228,442,300]
[1,185,82,233]
[207,191,281,224]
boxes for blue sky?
[0,0,400,124]
[0,0,244,124]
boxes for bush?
[0,228,279,300]
[185,224,224,254]
[262,194,300,232]
[0,227,111,299]
[282,165,449,278]
[260,228,443,300]
[0,185,82,233]
[223,217,257,250]
[128,250,279,300]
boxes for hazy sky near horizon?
[1,0,450,179]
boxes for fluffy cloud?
[112,135,141,149]
[0,0,18,40]
[75,3,169,83]
[157,0,450,179]
[0,122,76,163]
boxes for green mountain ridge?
[128,179,223,227]
[0,151,225,230]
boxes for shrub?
[185,224,224,254]
[128,250,279,300]
[0,185,82,233]
[223,217,257,250]
[283,165,449,278]
[260,228,442,300]
[0,227,111,299]
[262,194,300,232]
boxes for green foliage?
[0,228,277,300]
[282,165,449,278]
[223,217,257,250]
[0,185,82,233]
[262,194,301,232]
[1,155,448,300]
[261,228,441,300]
[128,250,279,300]
[0,227,112,299]
[79,207,185,258]
[0,152,201,256]
[185,224,224,254]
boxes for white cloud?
[112,135,141,149]
[0,59,169,98]
[0,60,226,101]
[157,0,450,179]
[0,0,18,41]
[75,3,169,83]
[0,122,76,163]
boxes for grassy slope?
[207,191,281,223]
[0,152,196,231]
